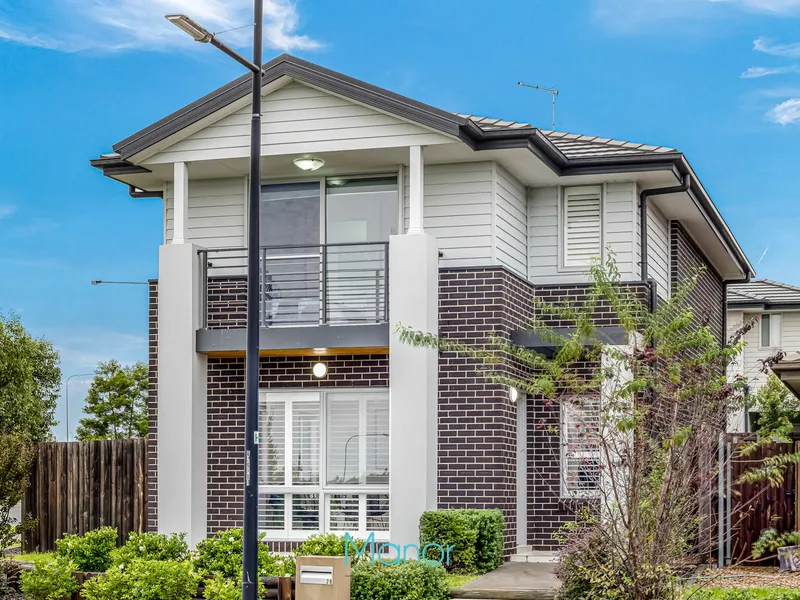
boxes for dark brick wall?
[670,222,724,341]
[147,281,158,533]
[437,267,535,557]
[206,277,247,329]
[206,354,389,536]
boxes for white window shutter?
[563,186,602,268]
[561,398,602,498]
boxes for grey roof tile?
[456,113,679,159]
[728,279,800,306]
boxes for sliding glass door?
[325,178,396,324]
[258,176,397,326]
[260,182,321,325]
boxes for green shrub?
[193,528,289,579]
[295,532,364,558]
[81,568,128,600]
[752,528,800,559]
[56,526,118,572]
[350,561,449,600]
[201,576,240,600]
[111,532,189,566]
[19,556,78,600]
[460,509,504,573]
[83,560,196,600]
[419,510,479,573]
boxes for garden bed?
[695,565,800,589]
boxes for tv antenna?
[517,81,559,130]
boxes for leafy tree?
[0,313,61,442]
[0,433,35,550]
[398,255,795,600]
[751,372,800,438]
[75,360,148,440]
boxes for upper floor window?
[562,186,603,269]
[259,176,398,248]
[760,313,783,349]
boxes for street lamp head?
[166,14,213,43]
[91,280,101,286]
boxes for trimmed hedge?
[350,561,449,600]
[419,509,504,573]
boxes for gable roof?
[728,279,800,309]
[89,53,754,280]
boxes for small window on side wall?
[562,186,603,269]
[760,313,783,348]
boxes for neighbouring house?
[728,279,800,428]
[90,54,754,559]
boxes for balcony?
[196,243,390,354]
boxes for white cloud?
[0,0,320,53]
[767,98,800,123]
[754,37,800,57]
[0,204,15,219]
[741,65,800,77]
[593,0,800,29]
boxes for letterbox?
[295,556,351,600]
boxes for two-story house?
[727,280,800,430]
[90,54,754,559]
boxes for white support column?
[173,162,189,244]
[388,233,438,550]
[407,146,424,234]
[157,242,207,545]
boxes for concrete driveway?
[450,562,560,600]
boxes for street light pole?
[242,3,263,599]
[166,5,263,599]
[65,373,95,441]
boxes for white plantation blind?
[258,390,390,540]
[561,398,602,498]
[563,186,602,268]
[326,392,390,486]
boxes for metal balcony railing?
[199,243,389,328]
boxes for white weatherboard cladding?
[494,164,527,278]
[165,177,246,247]
[527,182,637,284]
[403,162,494,268]
[734,310,800,390]
[563,186,602,268]
[647,202,670,300]
[148,82,454,164]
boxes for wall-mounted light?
[293,156,325,171]
[509,387,519,404]
[312,362,328,379]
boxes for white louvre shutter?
[561,398,602,498]
[563,186,602,268]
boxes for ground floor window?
[258,390,390,540]
[560,397,602,499]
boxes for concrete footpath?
[450,562,560,600]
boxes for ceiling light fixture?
[312,362,328,379]
[293,157,325,171]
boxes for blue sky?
[0,0,799,439]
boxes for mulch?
[696,565,800,589]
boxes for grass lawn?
[445,573,479,589]
[10,551,55,563]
